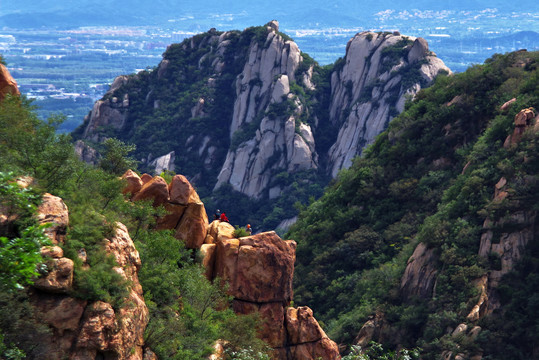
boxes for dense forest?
[289,50,539,359]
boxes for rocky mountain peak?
[327,31,451,176]
[75,25,450,223]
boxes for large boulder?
[132,176,169,206]
[214,231,296,303]
[37,193,69,244]
[175,202,208,248]
[169,174,200,204]
[121,169,143,196]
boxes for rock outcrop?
[0,62,20,100]
[202,223,340,360]
[82,76,130,142]
[127,169,341,358]
[214,22,317,199]
[327,32,451,177]
[77,25,449,205]
[26,194,149,360]
[124,170,209,248]
[400,242,438,300]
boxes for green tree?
[98,138,138,176]
[0,172,50,291]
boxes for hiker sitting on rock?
[214,209,221,220]
[246,224,252,235]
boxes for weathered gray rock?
[149,151,175,174]
[327,32,451,177]
[400,242,438,299]
[215,25,314,199]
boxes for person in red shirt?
[220,212,229,223]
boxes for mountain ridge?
[74,23,450,231]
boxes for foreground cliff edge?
[0,168,340,359]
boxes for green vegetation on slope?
[0,94,268,359]
[288,50,539,358]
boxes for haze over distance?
[1,0,537,131]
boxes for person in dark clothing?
[214,209,221,220]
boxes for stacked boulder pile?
[1,182,149,360]
[123,169,341,359]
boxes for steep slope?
[327,32,449,176]
[288,50,538,358]
[74,23,449,230]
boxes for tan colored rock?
[400,242,438,299]
[466,275,489,322]
[41,245,64,258]
[30,292,87,359]
[209,340,226,360]
[207,220,236,243]
[0,63,20,100]
[132,176,169,206]
[121,169,143,196]
[105,223,144,295]
[175,202,208,249]
[452,323,468,337]
[500,98,516,111]
[215,232,296,303]
[204,234,216,244]
[504,108,536,147]
[37,193,69,244]
[468,326,482,340]
[286,307,326,345]
[33,292,87,335]
[215,238,240,286]
[234,300,287,348]
[156,203,187,230]
[33,257,74,293]
[354,312,387,347]
[75,301,117,354]
[287,337,341,360]
[217,222,236,242]
[200,243,217,280]
[169,174,200,204]
[140,173,153,184]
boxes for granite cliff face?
[327,32,450,176]
[75,23,449,205]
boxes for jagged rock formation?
[76,23,449,205]
[327,32,450,176]
[0,62,20,100]
[124,170,340,359]
[202,224,340,360]
[475,108,539,314]
[8,192,150,360]
[124,171,209,248]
